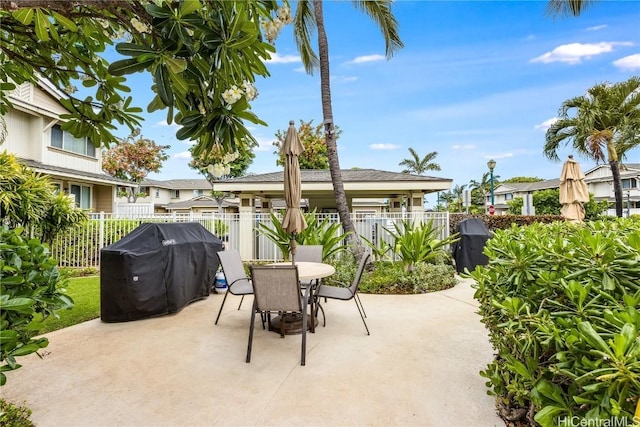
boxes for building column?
[238,193,255,260]
[408,192,425,219]
[388,197,404,214]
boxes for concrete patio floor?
[1,277,502,427]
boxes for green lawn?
[37,276,101,334]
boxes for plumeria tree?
[0,0,290,157]
[189,145,253,213]
[272,119,337,169]
[102,129,169,202]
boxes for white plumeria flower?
[207,163,226,178]
[277,6,292,23]
[130,17,150,34]
[222,85,243,105]
[242,81,258,101]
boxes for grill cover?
[100,222,223,322]
[452,218,491,274]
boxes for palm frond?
[293,0,319,74]
[352,0,404,58]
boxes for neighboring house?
[584,163,640,215]
[2,78,129,213]
[490,163,640,216]
[491,180,560,215]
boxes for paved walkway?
[1,278,502,426]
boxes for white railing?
[114,203,155,216]
[50,211,450,269]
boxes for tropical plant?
[361,235,393,262]
[544,76,640,217]
[102,129,169,203]
[291,0,403,256]
[0,0,285,157]
[383,219,458,271]
[398,147,441,174]
[0,151,86,244]
[0,226,74,386]
[545,0,597,17]
[256,210,351,260]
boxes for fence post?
[99,211,105,250]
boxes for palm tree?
[469,171,500,210]
[398,148,441,174]
[292,1,403,254]
[545,0,596,17]
[451,184,468,213]
[544,76,640,217]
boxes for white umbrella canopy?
[280,120,307,261]
[559,155,590,222]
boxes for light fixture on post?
[487,159,496,209]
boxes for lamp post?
[487,159,496,209]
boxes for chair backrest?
[349,253,371,294]
[217,250,250,287]
[294,245,323,263]
[250,265,302,312]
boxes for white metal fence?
[50,211,450,269]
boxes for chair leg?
[355,293,367,318]
[237,295,245,310]
[246,301,257,363]
[354,298,370,335]
[301,307,307,366]
[215,289,230,325]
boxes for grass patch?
[36,276,100,334]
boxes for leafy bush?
[0,226,73,386]
[396,263,457,293]
[384,219,458,270]
[449,213,564,235]
[470,219,640,426]
[0,398,33,427]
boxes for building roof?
[224,169,450,183]
[19,158,131,186]
[164,195,237,211]
[213,168,452,199]
[495,179,560,193]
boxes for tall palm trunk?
[604,138,623,217]
[313,0,362,254]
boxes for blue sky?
[141,0,640,206]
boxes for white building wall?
[3,109,41,160]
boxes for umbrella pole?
[290,235,297,264]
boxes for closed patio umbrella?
[559,155,590,222]
[281,120,307,262]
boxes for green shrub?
[0,226,73,386]
[0,398,33,427]
[470,219,640,426]
[397,263,457,293]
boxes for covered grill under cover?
[452,218,492,274]
[100,222,223,322]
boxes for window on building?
[193,189,204,197]
[50,124,96,157]
[504,193,513,201]
[622,178,637,189]
[51,182,62,193]
[170,190,180,199]
[69,184,91,209]
[155,188,160,198]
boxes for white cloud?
[369,143,399,150]
[613,53,640,71]
[156,120,180,129]
[524,34,536,41]
[348,54,385,64]
[254,136,276,152]
[452,144,476,150]
[586,25,608,31]
[534,117,559,131]
[485,153,513,160]
[530,42,634,64]
[266,53,301,64]
[173,151,192,159]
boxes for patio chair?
[315,252,371,335]
[293,245,323,263]
[215,249,253,325]
[293,245,323,288]
[246,265,312,366]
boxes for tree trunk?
[610,159,624,217]
[313,0,363,257]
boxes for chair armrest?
[229,277,250,286]
[321,279,349,288]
